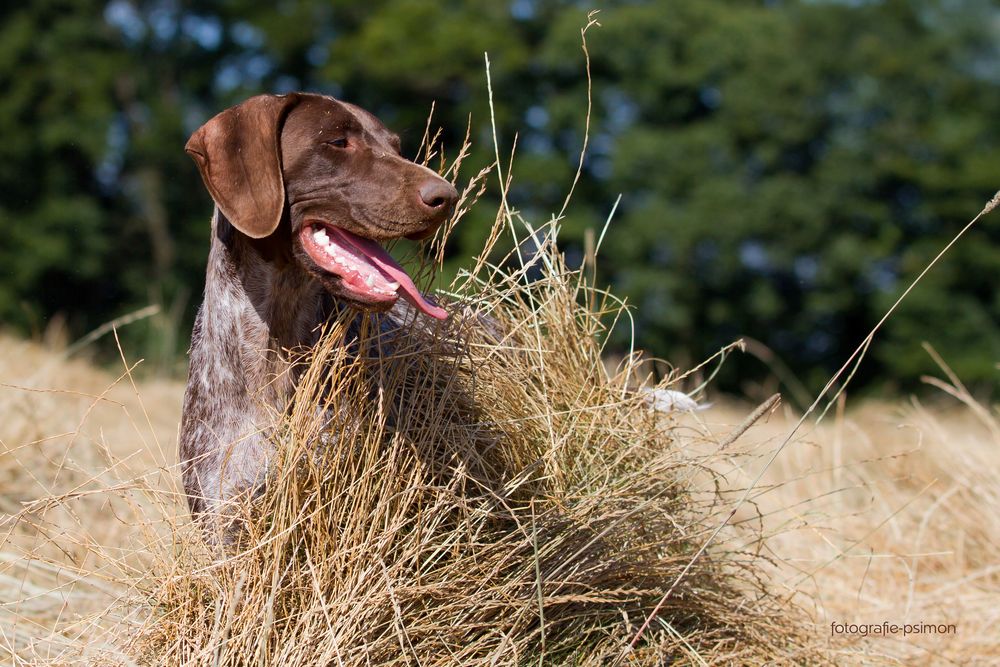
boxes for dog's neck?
[180,210,329,512]
[200,210,326,400]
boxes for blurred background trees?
[1,0,998,397]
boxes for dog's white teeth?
[312,228,329,245]
[386,281,400,290]
[364,274,375,288]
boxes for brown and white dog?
[179,93,457,537]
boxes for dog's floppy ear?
[185,94,300,239]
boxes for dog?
[179,93,458,539]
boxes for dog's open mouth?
[300,223,447,320]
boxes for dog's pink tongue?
[330,228,448,320]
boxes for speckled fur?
[179,210,325,522]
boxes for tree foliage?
[1,0,997,393]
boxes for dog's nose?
[417,178,458,216]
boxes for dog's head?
[185,93,457,319]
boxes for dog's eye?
[325,138,348,149]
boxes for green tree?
[0,0,121,335]
[1,0,997,394]
[536,1,1000,392]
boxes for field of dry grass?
[1,302,997,665]
[693,393,1000,665]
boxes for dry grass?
[1,226,998,664]
[0,214,823,664]
[123,241,822,665]
[0,337,180,662]
[717,389,1000,666]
